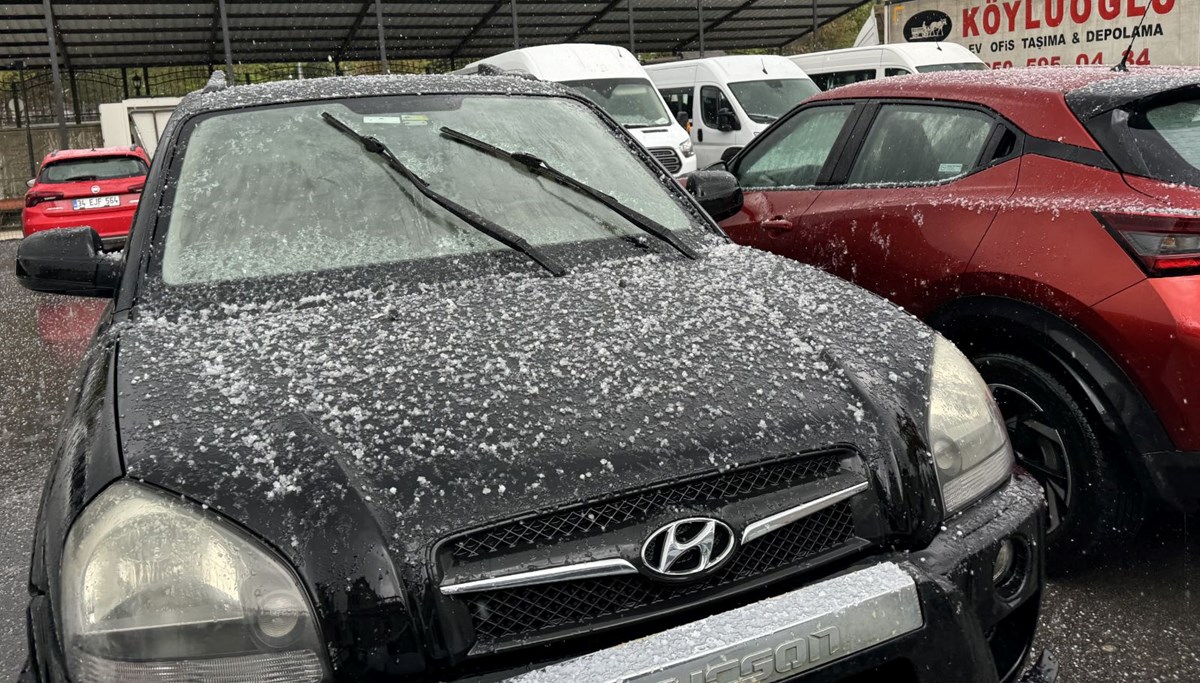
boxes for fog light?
[992,539,1015,584]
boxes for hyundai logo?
[641,517,736,580]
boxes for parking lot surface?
[0,237,1194,681]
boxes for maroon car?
[716,67,1200,567]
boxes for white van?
[789,42,986,91]
[456,44,696,177]
[645,56,819,168]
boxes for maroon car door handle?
[761,218,793,232]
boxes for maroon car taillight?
[126,182,145,194]
[25,190,63,208]
[1097,212,1200,277]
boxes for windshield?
[561,78,672,128]
[40,156,146,183]
[160,95,698,285]
[916,62,989,73]
[728,79,821,124]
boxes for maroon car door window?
[721,105,854,252]
[736,105,854,189]
[847,105,994,186]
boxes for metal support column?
[68,67,81,124]
[627,0,636,54]
[696,0,705,57]
[143,66,151,96]
[811,0,818,49]
[121,67,130,99]
[374,0,389,73]
[42,0,69,149]
[15,61,36,177]
[511,0,520,48]
[218,0,235,83]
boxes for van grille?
[649,147,682,173]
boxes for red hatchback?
[714,67,1200,566]
[22,146,149,248]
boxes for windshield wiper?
[320,112,567,277]
[439,127,699,260]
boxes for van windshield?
[563,78,672,128]
[729,79,821,124]
[915,62,988,73]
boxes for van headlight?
[60,480,328,682]
[679,139,695,158]
[928,336,1014,517]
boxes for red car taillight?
[126,182,145,194]
[25,190,63,208]
[1097,212,1200,276]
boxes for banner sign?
[887,0,1198,68]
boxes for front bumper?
[496,475,1048,683]
[23,476,1047,683]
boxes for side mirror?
[26,178,36,189]
[687,170,743,223]
[716,109,740,132]
[720,146,743,165]
[15,228,122,298]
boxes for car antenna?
[761,57,768,75]
[1113,6,1153,72]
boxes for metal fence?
[1,59,465,131]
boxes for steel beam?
[375,0,389,73]
[41,0,69,148]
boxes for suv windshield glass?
[160,95,697,285]
[40,156,146,183]
[915,62,989,73]
[561,78,671,128]
[728,79,820,124]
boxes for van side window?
[885,68,911,77]
[661,87,694,126]
[847,104,995,185]
[700,86,735,128]
[811,70,876,91]
[735,105,854,188]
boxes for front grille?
[465,502,856,644]
[449,452,842,560]
[649,147,682,173]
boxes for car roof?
[41,145,146,165]
[806,66,1200,149]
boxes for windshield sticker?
[402,114,431,126]
[363,116,404,124]
[938,163,963,175]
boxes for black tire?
[973,353,1143,574]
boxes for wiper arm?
[439,127,698,260]
[320,112,567,277]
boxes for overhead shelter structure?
[1,0,868,146]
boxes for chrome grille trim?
[741,481,870,544]
[440,558,638,596]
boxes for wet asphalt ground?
[0,237,1196,681]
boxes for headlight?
[679,139,695,158]
[61,480,327,682]
[928,336,1014,517]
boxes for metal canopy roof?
[2,1,865,69]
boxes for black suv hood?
[117,246,935,569]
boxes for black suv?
[19,73,1049,683]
